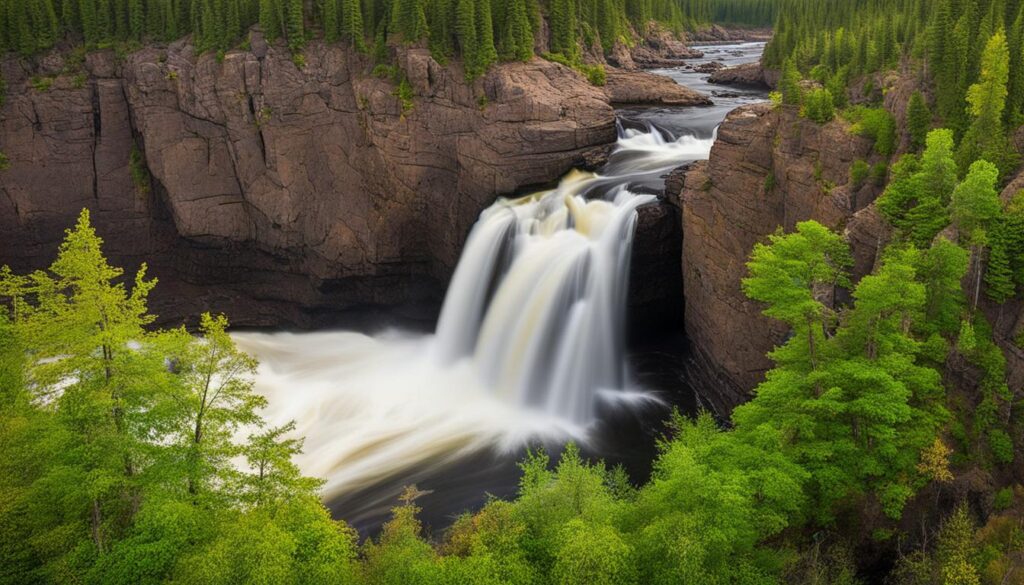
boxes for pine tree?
[286,0,304,50]
[498,0,532,61]
[456,0,478,75]
[324,0,339,42]
[1006,5,1024,125]
[472,0,496,70]
[395,0,427,42]
[341,0,365,49]
[549,0,578,63]
[984,227,1016,303]
[260,0,280,39]
[906,91,932,151]
[958,31,1012,175]
[780,58,802,106]
[951,159,1002,245]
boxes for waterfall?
[233,123,719,500]
[434,181,653,424]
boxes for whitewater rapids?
[233,125,716,500]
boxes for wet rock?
[604,69,711,106]
[707,62,769,89]
[693,61,726,74]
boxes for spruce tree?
[342,0,365,48]
[324,0,339,42]
[395,0,427,42]
[984,228,1016,303]
[906,91,932,151]
[549,0,578,63]
[780,58,802,106]
[958,31,1012,175]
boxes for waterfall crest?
[435,179,653,424]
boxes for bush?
[129,146,150,195]
[846,106,897,157]
[850,160,870,189]
[988,429,1014,464]
[871,162,888,186]
[394,78,415,116]
[993,487,1014,511]
[803,88,835,123]
[583,64,606,87]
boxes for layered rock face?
[678,104,882,410]
[0,36,618,326]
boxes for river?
[232,42,767,536]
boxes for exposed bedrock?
[677,102,1024,413]
[677,103,884,411]
[707,61,770,89]
[0,36,622,327]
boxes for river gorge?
[224,42,768,534]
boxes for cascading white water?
[233,124,718,500]
[434,181,653,424]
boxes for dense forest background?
[2,0,1024,583]
[0,0,777,76]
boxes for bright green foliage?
[0,209,349,583]
[877,129,959,247]
[742,222,851,367]
[906,91,932,151]
[849,159,870,189]
[803,87,835,123]
[738,224,952,520]
[780,58,803,106]
[764,0,1024,172]
[916,238,970,336]
[951,159,1002,245]
[958,31,1016,176]
[847,106,897,157]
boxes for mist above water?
[233,43,766,530]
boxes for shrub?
[988,429,1014,464]
[31,76,53,91]
[993,487,1014,511]
[394,78,415,116]
[582,64,606,87]
[129,145,150,195]
[871,162,888,185]
[850,160,870,189]
[803,88,835,123]
[847,106,897,157]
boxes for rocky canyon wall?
[677,103,886,411]
[679,100,1024,412]
[0,34,620,327]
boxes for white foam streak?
[234,122,709,500]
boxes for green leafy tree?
[162,313,264,501]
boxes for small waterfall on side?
[434,180,654,425]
